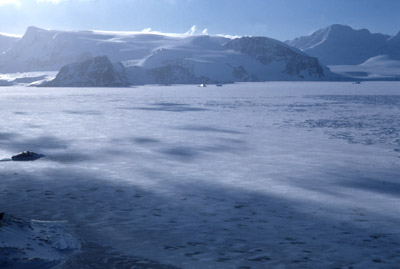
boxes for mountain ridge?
[286,24,399,65]
[0,26,336,85]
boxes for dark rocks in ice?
[11,151,44,161]
[41,55,131,87]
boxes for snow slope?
[286,24,392,65]
[0,71,57,87]
[0,82,399,268]
[0,33,19,54]
[386,31,400,60]
[0,26,335,83]
[329,55,400,80]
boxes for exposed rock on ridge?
[42,56,131,87]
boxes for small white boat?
[199,83,207,87]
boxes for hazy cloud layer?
[0,0,21,7]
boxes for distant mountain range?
[0,26,336,86]
[1,25,400,86]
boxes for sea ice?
[0,82,399,268]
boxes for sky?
[0,0,400,41]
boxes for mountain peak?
[286,24,391,65]
[321,24,374,38]
[326,24,353,31]
[21,26,50,41]
[25,26,46,34]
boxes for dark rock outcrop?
[11,151,44,161]
[225,36,326,78]
[41,56,131,87]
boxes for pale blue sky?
[1,0,399,41]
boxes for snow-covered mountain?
[0,26,336,84]
[225,37,326,78]
[42,55,130,87]
[286,24,392,65]
[0,26,164,73]
[126,35,335,84]
[329,55,400,80]
[0,33,19,54]
[386,31,400,60]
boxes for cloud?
[0,0,94,7]
[141,28,152,33]
[0,0,66,7]
[164,0,193,4]
[0,31,22,37]
[185,25,209,36]
[185,25,197,35]
[36,0,67,4]
[0,0,21,7]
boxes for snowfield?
[1,82,400,268]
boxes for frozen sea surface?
[1,82,400,268]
